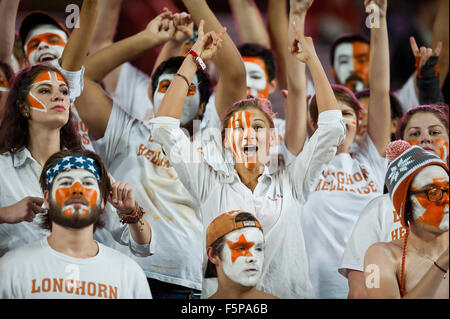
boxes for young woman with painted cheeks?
[151,20,344,299]
[397,104,449,164]
[0,64,80,254]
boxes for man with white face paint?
[0,150,153,299]
[364,140,448,299]
[19,12,70,67]
[330,35,370,93]
[205,210,277,299]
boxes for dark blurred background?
[15,0,447,116]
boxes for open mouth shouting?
[243,144,258,155]
[39,53,57,63]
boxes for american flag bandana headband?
[45,155,101,189]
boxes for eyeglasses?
[410,188,449,202]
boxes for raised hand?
[145,8,176,46]
[1,197,45,224]
[364,0,387,18]
[108,181,136,215]
[289,22,317,64]
[173,12,194,43]
[191,20,226,61]
[410,36,442,70]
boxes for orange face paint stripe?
[158,79,197,96]
[0,77,9,89]
[28,71,67,112]
[352,42,370,84]
[434,139,449,161]
[64,208,73,216]
[227,233,255,263]
[157,80,170,94]
[28,92,47,111]
[242,56,270,99]
[411,178,448,228]
[54,182,98,210]
[26,33,66,60]
[243,111,256,168]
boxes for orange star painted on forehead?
[227,233,255,263]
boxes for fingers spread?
[409,36,419,55]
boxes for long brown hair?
[0,64,81,154]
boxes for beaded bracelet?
[118,204,144,225]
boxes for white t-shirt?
[113,62,153,121]
[338,193,407,277]
[91,102,204,291]
[0,147,152,258]
[394,73,420,113]
[0,238,152,299]
[301,134,388,299]
[149,110,345,299]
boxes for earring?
[23,112,30,118]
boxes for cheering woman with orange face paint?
[150,15,345,298]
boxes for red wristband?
[187,50,206,71]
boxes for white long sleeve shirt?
[150,110,345,299]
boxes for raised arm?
[182,0,247,120]
[61,0,99,71]
[0,0,20,65]
[290,30,339,113]
[267,0,289,91]
[150,12,194,75]
[431,0,449,88]
[76,10,176,140]
[89,0,123,92]
[156,20,224,119]
[366,0,390,156]
[85,9,175,83]
[89,0,122,54]
[228,0,271,48]
[284,0,312,155]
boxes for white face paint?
[51,169,101,218]
[334,43,354,85]
[153,73,200,126]
[221,227,264,287]
[244,61,268,99]
[410,166,449,232]
[24,24,68,66]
